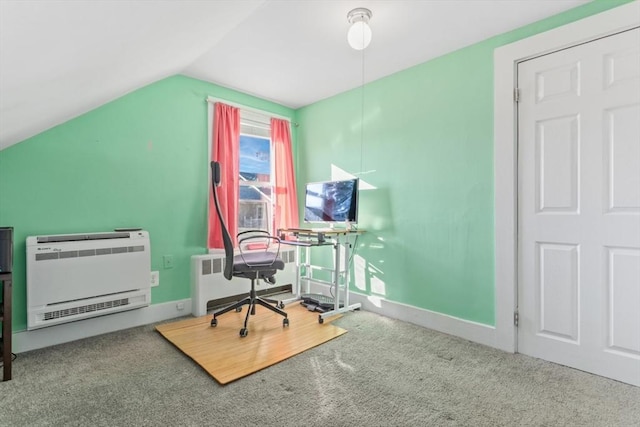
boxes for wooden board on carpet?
[156,303,347,384]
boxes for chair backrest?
[210,161,234,280]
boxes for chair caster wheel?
[235,307,242,312]
[318,316,324,324]
[283,318,289,327]
[211,318,218,327]
[239,328,248,337]
[277,301,285,309]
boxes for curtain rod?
[206,96,298,126]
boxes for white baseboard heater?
[191,249,297,317]
[26,230,151,330]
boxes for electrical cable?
[359,39,366,176]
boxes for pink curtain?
[272,118,299,231]
[208,103,240,248]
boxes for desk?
[279,228,363,323]
[1,272,12,381]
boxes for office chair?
[209,161,289,337]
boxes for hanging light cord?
[360,44,365,174]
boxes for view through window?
[238,133,273,234]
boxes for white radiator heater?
[26,231,151,330]
[191,248,297,317]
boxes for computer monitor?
[303,178,358,225]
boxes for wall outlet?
[163,255,174,269]
[176,302,185,311]
[150,271,159,287]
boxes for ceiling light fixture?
[347,8,372,50]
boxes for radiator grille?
[201,258,222,275]
[36,232,130,243]
[43,298,130,321]
[35,245,145,261]
[279,250,295,263]
[202,259,211,275]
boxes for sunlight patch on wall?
[368,263,386,296]
[354,254,367,291]
[353,253,387,297]
[331,164,376,189]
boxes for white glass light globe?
[347,21,372,50]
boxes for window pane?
[240,171,270,183]
[239,185,271,199]
[240,135,270,181]
[239,201,269,231]
[239,134,272,232]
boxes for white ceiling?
[0,0,590,150]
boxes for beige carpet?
[156,303,347,384]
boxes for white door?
[517,28,640,386]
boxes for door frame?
[493,1,639,353]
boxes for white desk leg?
[281,244,302,306]
[295,245,301,298]
[343,236,350,309]
[319,233,361,323]
[343,235,361,312]
[333,241,340,311]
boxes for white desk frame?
[280,228,363,323]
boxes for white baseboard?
[348,292,498,349]
[302,282,498,349]
[12,291,500,354]
[12,298,192,353]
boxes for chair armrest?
[237,231,281,267]
[238,230,270,238]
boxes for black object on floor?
[300,293,343,313]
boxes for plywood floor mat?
[156,303,347,384]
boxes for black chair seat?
[233,252,285,272]
[232,253,284,280]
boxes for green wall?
[0,0,631,332]
[296,0,632,325]
[0,75,295,331]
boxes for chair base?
[210,279,288,337]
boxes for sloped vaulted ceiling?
[0,0,589,150]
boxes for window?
[238,110,274,234]
[208,99,298,250]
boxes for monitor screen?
[304,178,358,224]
